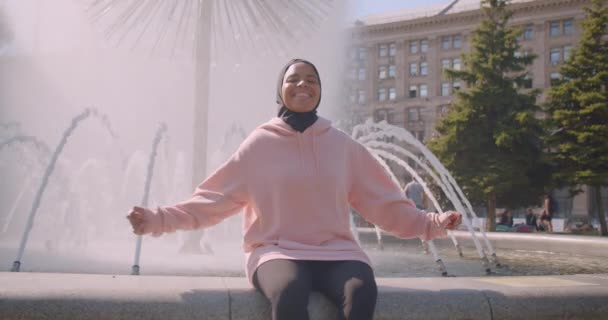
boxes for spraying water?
[353,119,496,274]
[131,123,168,275]
[0,135,50,154]
[10,108,120,272]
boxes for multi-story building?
[345,0,603,221]
[346,0,589,140]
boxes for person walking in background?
[127,58,461,320]
[404,179,431,253]
[404,179,427,210]
[540,193,555,233]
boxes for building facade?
[346,0,590,141]
[345,0,605,220]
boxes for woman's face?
[281,62,320,112]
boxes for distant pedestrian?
[404,180,427,210]
[540,193,555,233]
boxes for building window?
[563,45,573,61]
[453,35,462,49]
[420,84,428,97]
[522,75,533,89]
[453,58,462,70]
[358,90,366,104]
[389,43,397,56]
[453,81,461,91]
[550,21,561,37]
[349,90,357,103]
[441,83,450,96]
[377,88,387,101]
[378,66,387,80]
[409,63,418,76]
[379,44,388,57]
[350,48,357,61]
[410,41,418,54]
[348,68,357,80]
[388,65,396,78]
[442,35,461,50]
[550,72,562,86]
[550,48,561,65]
[389,87,396,100]
[408,108,420,121]
[409,85,418,98]
[442,36,451,50]
[420,39,429,53]
[374,108,391,122]
[420,62,428,76]
[358,67,366,80]
[524,24,534,40]
[358,47,367,60]
[438,105,450,118]
[442,59,451,70]
[563,19,574,35]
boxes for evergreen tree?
[545,0,608,236]
[428,0,548,231]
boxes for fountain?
[131,123,167,275]
[9,108,123,272]
[2,111,606,278]
[0,0,606,279]
[353,119,494,274]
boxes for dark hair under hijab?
[276,58,321,133]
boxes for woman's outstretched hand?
[127,206,147,235]
[444,211,462,230]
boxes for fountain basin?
[1,272,607,320]
[2,232,608,319]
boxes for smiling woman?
[127,58,461,320]
[276,59,323,131]
[281,63,321,113]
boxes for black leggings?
[252,259,377,320]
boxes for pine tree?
[428,0,548,231]
[545,0,608,236]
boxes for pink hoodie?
[142,116,450,281]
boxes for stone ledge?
[2,272,608,320]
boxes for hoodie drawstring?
[297,134,305,169]
[311,132,319,174]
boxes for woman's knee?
[344,276,377,306]
[267,278,311,319]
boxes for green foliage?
[428,0,548,211]
[545,0,608,189]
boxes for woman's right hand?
[127,206,148,235]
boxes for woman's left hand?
[444,211,462,230]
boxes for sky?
[353,0,451,17]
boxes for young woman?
[127,59,461,320]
